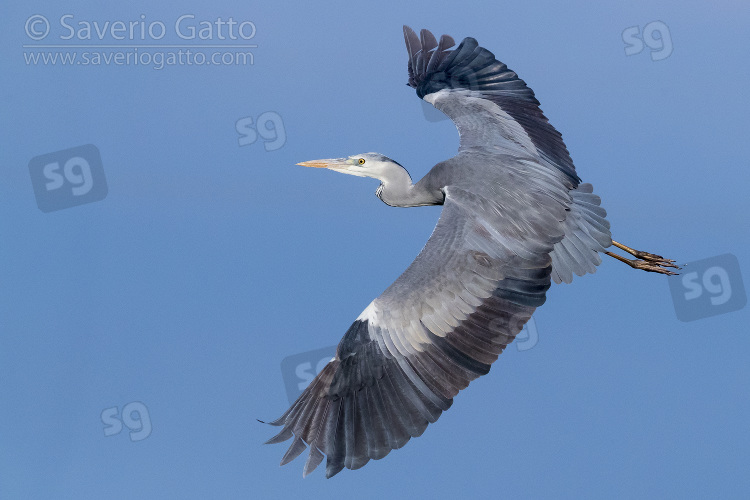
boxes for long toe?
[632,250,678,266]
[633,259,679,275]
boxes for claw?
[630,259,680,276]
[605,249,681,276]
[629,249,678,268]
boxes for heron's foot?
[605,251,680,276]
[626,249,678,268]
[605,239,681,276]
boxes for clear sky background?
[2,0,749,498]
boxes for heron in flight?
[264,26,678,478]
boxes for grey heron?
[264,25,678,478]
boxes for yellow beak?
[296,158,350,169]
[296,160,330,168]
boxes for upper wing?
[403,26,614,283]
[265,179,567,477]
[403,25,580,189]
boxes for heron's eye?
[358,158,366,165]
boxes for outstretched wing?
[403,25,580,189]
[404,26,613,284]
[265,174,568,477]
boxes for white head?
[296,152,407,181]
[295,152,445,207]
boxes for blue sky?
[2,0,749,498]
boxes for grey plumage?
[267,25,613,478]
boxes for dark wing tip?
[280,437,307,466]
[439,34,455,50]
[401,27,581,185]
[403,27,484,96]
[403,25,421,88]
[420,29,438,52]
[265,317,455,478]
[303,447,324,478]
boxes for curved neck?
[375,164,443,207]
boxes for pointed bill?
[296,158,350,169]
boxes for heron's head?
[296,152,405,180]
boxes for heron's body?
[265,26,677,478]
